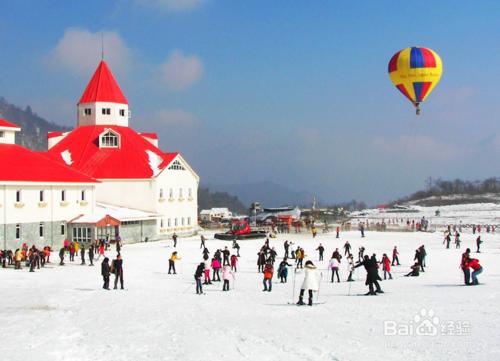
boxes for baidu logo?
[384,308,470,337]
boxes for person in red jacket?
[262,261,274,292]
[460,248,471,285]
[381,253,392,280]
[467,258,483,285]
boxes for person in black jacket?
[355,255,383,295]
[316,244,325,261]
[257,251,266,272]
[88,245,94,266]
[414,248,425,272]
[80,244,86,265]
[112,254,124,289]
[101,257,110,290]
[59,247,65,265]
[222,246,230,266]
[194,262,205,294]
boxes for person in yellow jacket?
[74,241,80,254]
[15,249,22,269]
[168,251,181,274]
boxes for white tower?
[77,61,130,127]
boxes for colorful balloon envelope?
[388,47,442,115]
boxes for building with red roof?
[46,60,200,242]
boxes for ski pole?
[317,272,323,303]
[292,267,297,304]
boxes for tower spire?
[101,32,104,60]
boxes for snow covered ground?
[1,228,499,361]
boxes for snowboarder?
[381,253,392,280]
[297,260,320,306]
[278,259,292,283]
[262,261,274,292]
[354,255,383,295]
[172,232,178,248]
[328,256,340,283]
[392,246,400,266]
[194,262,205,294]
[476,236,482,253]
[101,257,110,290]
[168,251,181,274]
[460,248,471,285]
[111,254,124,290]
[343,241,351,256]
[316,243,325,261]
[222,265,234,291]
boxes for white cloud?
[138,0,206,12]
[153,109,198,126]
[372,135,463,161]
[45,28,132,77]
[159,50,204,91]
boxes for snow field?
[1,229,499,361]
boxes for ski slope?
[1,228,499,361]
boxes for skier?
[476,236,482,253]
[455,232,461,249]
[194,262,205,294]
[284,240,290,258]
[222,246,230,266]
[222,265,234,291]
[297,260,320,306]
[467,258,483,285]
[343,241,351,256]
[392,246,400,266]
[168,251,181,274]
[172,232,178,248]
[88,245,94,266]
[101,257,110,290]
[58,247,65,266]
[359,223,365,238]
[346,254,355,282]
[111,254,124,290]
[328,255,340,283]
[278,259,292,283]
[257,250,266,273]
[460,248,471,285]
[381,253,392,280]
[203,258,212,285]
[230,254,238,272]
[336,226,340,239]
[358,246,365,262]
[200,234,206,249]
[80,244,86,265]
[211,257,221,282]
[316,243,325,261]
[262,261,274,292]
[404,262,420,277]
[419,245,427,268]
[354,255,383,295]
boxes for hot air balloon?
[388,47,442,115]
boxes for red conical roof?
[79,61,128,105]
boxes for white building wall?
[94,179,156,212]
[154,161,199,235]
[77,102,129,127]
[0,129,18,144]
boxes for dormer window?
[99,129,120,148]
[84,108,92,116]
[168,160,185,170]
[119,109,125,117]
[102,108,111,115]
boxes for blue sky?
[1,0,499,205]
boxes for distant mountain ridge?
[0,97,69,150]
[209,181,316,208]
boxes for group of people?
[460,248,483,286]
[1,244,52,272]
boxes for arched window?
[100,130,119,148]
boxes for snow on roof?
[140,133,158,140]
[69,202,161,224]
[46,125,178,179]
[79,61,128,105]
[61,149,73,165]
[0,144,98,183]
[0,119,20,129]
[200,208,231,215]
